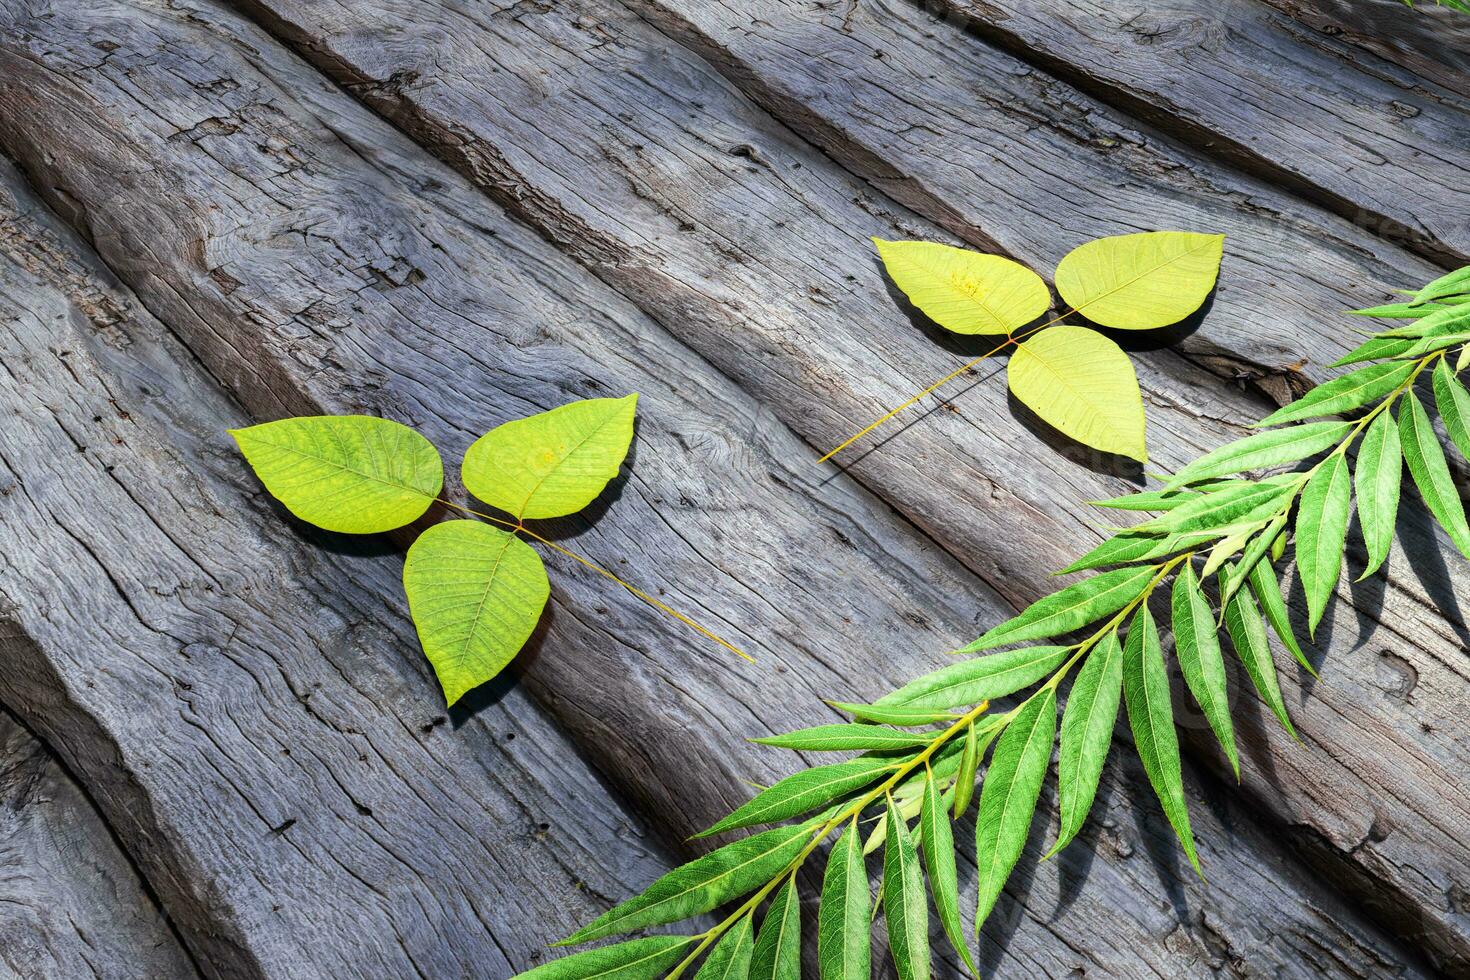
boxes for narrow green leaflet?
[1220,513,1287,611]
[951,721,986,819]
[1355,409,1402,579]
[754,724,932,752]
[1052,231,1225,330]
[871,238,1051,335]
[750,880,800,980]
[1412,265,1470,303]
[817,822,869,980]
[1433,357,1470,459]
[1089,488,1203,511]
[882,796,930,980]
[1050,630,1123,855]
[1007,325,1148,462]
[1329,336,1417,367]
[920,769,975,974]
[1165,421,1350,488]
[1248,559,1315,677]
[1171,564,1238,777]
[1399,391,1470,558]
[879,645,1070,708]
[230,415,442,533]
[1135,477,1293,535]
[1222,571,1297,738]
[696,919,755,980]
[1255,361,1415,427]
[1295,454,1351,637]
[963,565,1156,651]
[1121,607,1201,876]
[827,702,959,726]
[519,936,696,980]
[974,688,1057,930]
[1348,301,1448,319]
[562,823,814,945]
[696,759,893,838]
[462,395,637,520]
[403,520,550,705]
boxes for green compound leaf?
[1165,421,1351,489]
[753,724,932,753]
[1255,360,1416,427]
[1007,325,1147,462]
[872,238,1050,335]
[696,759,893,839]
[964,565,1156,652]
[1433,357,1470,459]
[562,823,814,945]
[404,520,549,706]
[1399,391,1470,558]
[817,821,869,980]
[1172,564,1238,778]
[1052,231,1224,330]
[1295,453,1351,638]
[1355,409,1403,580]
[230,415,442,534]
[1222,568,1297,739]
[519,936,696,980]
[462,395,637,520]
[975,688,1056,932]
[882,796,930,980]
[879,645,1071,709]
[1050,630,1123,856]
[696,917,755,980]
[1122,607,1201,876]
[920,768,975,975]
[750,879,801,980]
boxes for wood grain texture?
[0,156,676,977]
[218,0,1470,968]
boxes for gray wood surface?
[0,0,1463,975]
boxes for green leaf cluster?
[524,266,1470,979]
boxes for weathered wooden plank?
[0,709,198,980]
[0,157,676,976]
[221,0,1470,967]
[0,0,1447,975]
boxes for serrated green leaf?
[754,724,932,752]
[1089,488,1204,511]
[403,520,549,705]
[871,239,1050,335]
[696,918,755,980]
[965,565,1156,651]
[1052,231,1224,330]
[1135,477,1293,535]
[827,702,959,726]
[1007,325,1147,462]
[921,768,975,975]
[1404,330,1470,358]
[817,822,868,980]
[1256,361,1415,427]
[1295,454,1351,637]
[1349,301,1448,319]
[1222,570,1297,738]
[1247,559,1315,677]
[750,880,800,980]
[1219,513,1287,610]
[883,796,930,980]
[1355,409,1402,580]
[975,688,1056,931]
[697,759,893,839]
[1198,524,1254,581]
[1413,266,1470,304]
[230,415,441,533]
[1434,357,1470,459]
[518,936,697,980]
[1050,630,1123,855]
[1329,336,1417,367]
[880,645,1070,709]
[1059,531,1177,574]
[1165,421,1350,488]
[1121,607,1201,876]
[1399,391,1470,558]
[462,394,637,520]
[1172,564,1238,778]
[563,823,814,944]
[952,719,1003,820]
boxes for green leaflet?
[230,415,442,533]
[1295,454,1351,637]
[1052,231,1225,330]
[1059,531,1179,574]
[404,520,550,705]
[1355,410,1402,580]
[964,565,1155,651]
[750,880,801,980]
[1348,301,1448,319]
[1165,421,1351,488]
[1089,488,1204,511]
[1050,630,1123,855]
[462,394,637,520]
[1400,391,1470,558]
[1433,357,1470,459]
[1219,513,1287,611]
[828,702,959,726]
[1121,607,1201,876]
[1403,330,1470,358]
[1172,564,1238,778]
[974,688,1057,931]
[882,796,930,980]
[1248,559,1315,678]
[696,759,894,838]
[1134,477,1293,535]
[753,724,932,752]
[562,823,814,944]
[920,769,975,975]
[879,645,1070,708]
[1255,361,1415,427]
[696,918,755,980]
[872,238,1050,335]
[817,822,869,980]
[951,719,1002,820]
[1007,325,1148,462]
[1413,266,1470,303]
[1222,569,1297,738]
[1329,336,1416,367]
[518,936,696,980]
